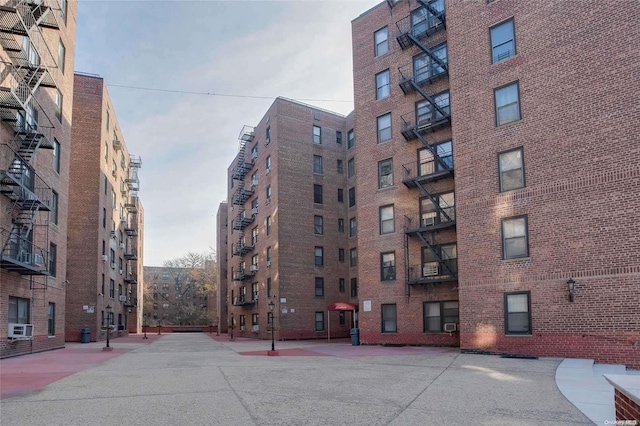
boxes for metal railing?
[404,208,456,232]
[402,158,453,182]
[408,258,457,282]
[0,227,48,272]
[0,143,52,207]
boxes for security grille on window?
[374,27,389,56]
[377,113,392,143]
[315,277,324,297]
[416,91,450,126]
[379,205,395,234]
[315,312,325,331]
[424,301,459,332]
[494,82,520,126]
[313,125,321,144]
[378,159,393,188]
[418,141,452,176]
[502,215,528,259]
[491,19,516,63]
[313,155,323,174]
[381,304,397,333]
[314,184,323,204]
[314,216,324,235]
[505,292,531,334]
[315,246,324,266]
[499,148,525,191]
[376,69,390,100]
[381,252,396,281]
[414,43,447,83]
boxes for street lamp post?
[105,305,112,350]
[230,313,234,341]
[268,300,275,352]
[143,313,148,339]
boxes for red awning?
[327,302,358,312]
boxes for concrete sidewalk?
[1,333,593,425]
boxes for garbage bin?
[80,328,90,343]
[350,328,360,346]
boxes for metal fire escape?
[230,125,257,309]
[0,0,61,278]
[123,155,141,308]
[395,0,457,293]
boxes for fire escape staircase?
[232,208,255,231]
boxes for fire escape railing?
[0,227,49,274]
[0,142,52,208]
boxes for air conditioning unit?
[239,326,245,331]
[250,264,258,272]
[423,264,439,276]
[251,207,258,215]
[118,295,127,302]
[119,269,124,275]
[265,138,270,146]
[111,169,117,177]
[266,198,271,205]
[444,323,457,332]
[266,260,271,267]
[422,216,436,227]
[33,253,43,266]
[111,263,116,269]
[110,230,116,237]
[265,167,271,175]
[101,255,108,262]
[119,242,125,249]
[252,325,259,332]
[8,323,34,339]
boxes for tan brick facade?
[65,73,144,342]
[1,0,77,357]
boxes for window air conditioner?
[252,325,259,332]
[251,207,258,215]
[102,255,108,262]
[250,264,258,272]
[265,138,270,146]
[266,198,271,205]
[265,167,271,175]
[119,269,123,275]
[119,295,127,302]
[33,253,43,266]
[266,260,271,267]
[119,242,125,249]
[423,265,439,276]
[444,323,457,332]
[111,263,116,269]
[422,216,436,227]
[8,323,34,339]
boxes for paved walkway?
[1,333,594,425]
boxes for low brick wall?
[615,389,640,423]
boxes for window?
[266,246,271,263]
[337,189,344,203]
[8,296,29,324]
[381,252,396,281]
[349,217,357,237]
[348,187,356,207]
[265,156,272,173]
[266,216,272,236]
[337,159,343,174]
[336,131,342,144]
[414,43,447,83]
[109,279,115,298]
[266,185,272,201]
[377,113,391,143]
[252,313,259,325]
[422,244,457,278]
[118,283,123,297]
[266,126,271,144]
[106,110,109,130]
[338,248,345,262]
[347,130,355,149]
[60,0,67,23]
[313,155,323,174]
[55,89,62,121]
[58,38,65,73]
[51,191,59,225]
[315,246,323,266]
[348,158,355,178]
[338,218,344,233]
[381,304,397,333]
[420,191,455,227]
[494,82,520,126]
[378,158,393,188]
[101,274,105,295]
[314,215,324,235]
[505,292,531,335]
[350,278,358,297]
[251,171,258,187]
[315,312,325,331]
[491,19,515,63]
[53,139,60,173]
[424,301,459,332]
[350,248,358,267]
[376,69,390,99]
[315,277,324,297]
[339,311,346,326]
[416,91,450,125]
[374,27,389,56]
[267,277,272,297]
[411,0,444,35]
[339,278,345,293]
[251,145,258,160]
[239,315,246,330]
[49,243,57,276]
[418,141,453,176]
[111,189,116,209]
[252,283,258,301]
[251,197,259,211]
[314,184,323,204]
[104,141,108,163]
[502,215,529,259]
[313,125,321,144]
[499,148,525,191]
[379,205,395,234]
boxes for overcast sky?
[74,0,380,266]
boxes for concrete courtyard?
[0,333,593,425]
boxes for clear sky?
[74,0,381,266]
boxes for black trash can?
[80,328,90,343]
[350,328,360,346]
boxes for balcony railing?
[124,273,138,284]
[404,209,456,233]
[124,248,138,260]
[401,111,451,140]
[233,269,255,282]
[239,125,255,142]
[232,296,256,306]
[408,258,457,285]
[0,227,49,275]
[232,186,254,205]
[402,158,453,187]
[0,143,52,209]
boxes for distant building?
[219,97,357,340]
[1,0,76,357]
[65,73,144,341]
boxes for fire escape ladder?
[412,82,450,119]
[415,182,454,223]
[413,130,452,174]
[407,34,448,74]
[416,0,446,29]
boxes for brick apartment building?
[65,73,144,342]
[352,0,639,366]
[219,97,358,340]
[0,0,76,357]
[144,265,214,326]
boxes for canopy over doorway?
[327,302,358,341]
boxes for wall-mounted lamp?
[567,278,576,302]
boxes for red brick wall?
[614,389,640,423]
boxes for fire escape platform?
[405,221,456,235]
[402,169,453,188]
